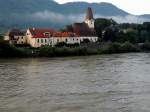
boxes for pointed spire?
[85,7,94,20]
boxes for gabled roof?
[29,28,55,38]
[6,29,25,36]
[5,29,25,40]
[72,22,97,36]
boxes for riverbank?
[1,41,150,58]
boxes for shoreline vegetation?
[1,40,150,58]
[1,18,150,58]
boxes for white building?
[26,28,80,48]
[80,36,98,43]
[26,28,54,48]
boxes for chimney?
[85,7,94,20]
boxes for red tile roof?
[72,23,97,36]
[52,32,62,37]
[29,28,55,38]
[28,28,79,38]
[52,32,79,37]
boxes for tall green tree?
[94,18,117,38]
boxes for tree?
[124,29,138,43]
[94,18,117,38]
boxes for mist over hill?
[0,0,150,32]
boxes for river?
[1,53,150,112]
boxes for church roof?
[72,22,96,36]
[85,7,94,20]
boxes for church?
[66,7,98,42]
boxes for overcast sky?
[54,0,150,15]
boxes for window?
[32,32,36,35]
[57,39,59,42]
[45,39,47,43]
[65,39,68,42]
[22,37,24,39]
[41,39,43,43]
[44,32,50,36]
[37,39,39,43]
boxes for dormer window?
[44,32,50,37]
[32,32,37,36]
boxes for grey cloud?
[95,14,150,23]
[29,10,150,24]
[29,10,84,24]
[11,11,150,26]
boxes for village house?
[26,28,55,48]
[4,29,27,44]
[52,32,80,45]
[26,28,80,48]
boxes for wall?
[15,36,27,44]
[67,37,80,44]
[80,36,98,42]
[84,19,95,29]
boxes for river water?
[1,53,150,112]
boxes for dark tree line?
[95,18,150,43]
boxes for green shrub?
[141,42,150,51]
[55,42,67,47]
[121,41,140,52]
[100,42,122,54]
[39,46,55,57]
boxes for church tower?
[84,7,95,29]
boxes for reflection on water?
[1,53,150,112]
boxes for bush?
[55,42,67,47]
[100,42,122,54]
[0,40,31,57]
[121,41,140,52]
[98,41,140,54]
[81,39,90,44]
[39,46,55,57]
[55,42,80,48]
[141,42,150,51]
[38,45,99,57]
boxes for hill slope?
[0,0,149,32]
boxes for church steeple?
[85,7,94,20]
[85,7,95,29]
